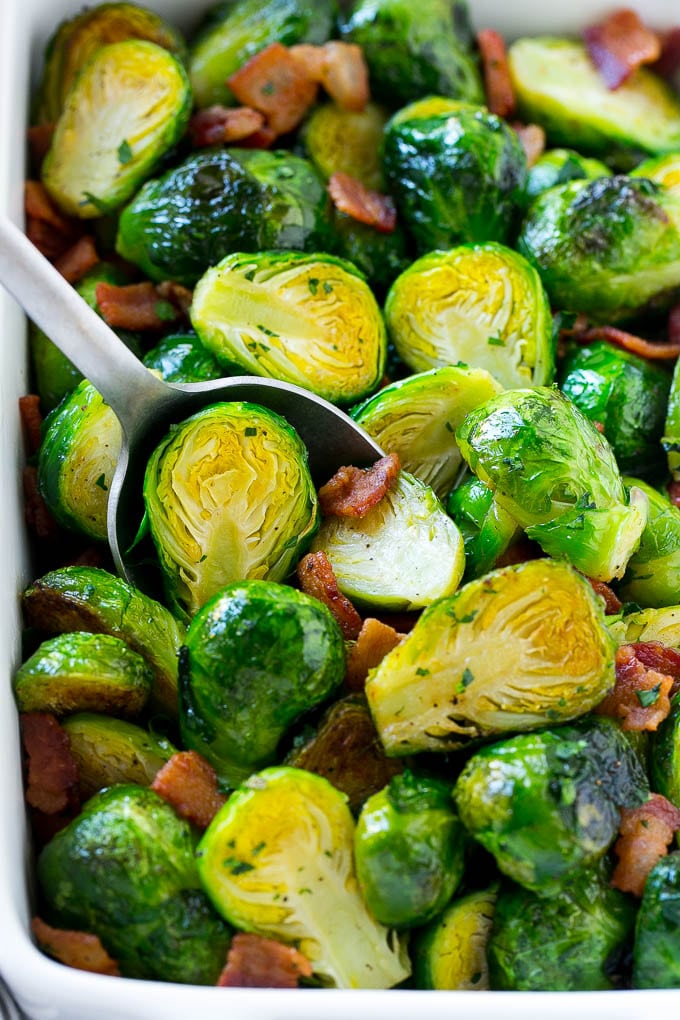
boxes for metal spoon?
[0,215,382,592]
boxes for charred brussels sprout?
[663,357,680,480]
[302,102,388,192]
[179,580,344,786]
[143,332,223,384]
[354,770,465,928]
[383,243,553,388]
[37,785,231,983]
[446,477,519,582]
[411,885,498,990]
[143,402,318,621]
[191,252,386,405]
[633,851,680,988]
[366,559,616,756]
[116,148,333,287]
[43,40,191,218]
[457,387,648,581]
[526,147,610,201]
[382,100,527,254]
[620,478,680,608]
[197,766,411,988]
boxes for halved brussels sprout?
[143,402,319,621]
[366,558,616,756]
[633,851,680,988]
[143,332,223,384]
[196,766,411,988]
[650,693,680,808]
[663,357,680,480]
[618,605,680,647]
[384,244,553,389]
[457,387,648,581]
[311,470,465,611]
[302,102,389,191]
[411,885,498,991]
[43,40,191,218]
[526,147,611,201]
[446,476,520,582]
[620,477,680,608]
[191,252,386,405]
[351,366,502,499]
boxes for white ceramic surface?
[0,1,679,1017]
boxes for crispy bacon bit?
[151,750,226,830]
[218,933,312,988]
[295,41,370,112]
[318,453,401,519]
[95,281,183,331]
[27,123,55,171]
[20,712,79,814]
[228,42,318,136]
[156,280,194,318]
[632,641,680,688]
[587,577,622,615]
[654,27,680,81]
[668,479,680,508]
[611,794,680,896]
[25,181,81,260]
[595,643,674,731]
[512,122,546,167]
[32,917,120,976]
[297,550,363,640]
[345,618,404,691]
[19,394,43,455]
[23,466,59,540]
[567,323,680,361]
[328,172,396,233]
[583,8,661,90]
[188,105,266,147]
[54,235,99,284]
[477,29,516,118]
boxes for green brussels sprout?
[526,147,611,201]
[650,693,680,807]
[354,770,466,928]
[382,100,527,254]
[302,101,389,191]
[143,402,318,621]
[508,37,680,164]
[411,885,498,990]
[37,785,231,983]
[116,148,334,287]
[43,40,191,218]
[338,0,482,109]
[179,580,344,786]
[311,470,465,611]
[619,605,680,647]
[517,175,680,323]
[188,0,335,108]
[559,341,671,477]
[446,476,519,581]
[13,632,152,718]
[489,866,636,990]
[61,713,176,799]
[632,153,680,193]
[35,1,186,124]
[331,214,411,298]
[633,851,680,988]
[457,387,648,581]
[351,366,503,499]
[22,566,185,717]
[366,559,616,756]
[453,717,648,893]
[663,356,680,480]
[143,332,224,384]
[620,477,680,608]
[191,252,386,405]
[197,766,411,988]
[384,244,554,389]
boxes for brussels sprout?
[619,478,680,608]
[446,476,519,581]
[179,580,344,786]
[508,37,680,164]
[22,566,185,717]
[197,766,411,988]
[302,101,389,191]
[37,785,231,983]
[382,101,527,254]
[311,471,464,612]
[191,252,386,405]
[143,402,318,621]
[457,387,648,581]
[632,153,680,194]
[453,717,648,893]
[650,693,680,807]
[619,605,680,647]
[338,0,482,109]
[411,885,497,990]
[559,341,671,477]
[331,215,411,298]
[143,332,223,384]
[663,356,680,480]
[42,40,191,218]
[354,770,466,928]
[489,866,636,990]
[365,559,616,756]
[188,0,335,108]
[116,148,334,287]
[633,851,680,988]
[351,366,503,499]
[383,244,553,388]
[517,175,680,323]
[13,632,152,718]
[526,147,611,201]
[61,713,176,799]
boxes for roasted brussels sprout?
[650,693,680,808]
[351,366,503,499]
[446,477,519,581]
[366,559,616,756]
[663,357,680,480]
[617,604,680,648]
[383,243,553,388]
[382,100,527,254]
[632,153,680,193]
[191,252,386,405]
[143,332,223,384]
[453,717,648,893]
[526,147,610,201]
[197,767,410,988]
[331,215,411,298]
[302,101,388,192]
[619,477,680,608]
[37,785,231,983]
[457,387,648,581]
[143,402,318,621]
[411,885,498,990]
[116,148,334,287]
[633,851,680,988]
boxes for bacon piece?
[632,641,680,688]
[345,618,404,691]
[568,323,680,361]
[54,235,99,284]
[583,9,662,90]
[23,466,59,540]
[477,29,516,118]
[291,41,369,112]
[188,105,266,147]
[297,550,363,640]
[512,122,546,167]
[595,643,674,731]
[25,181,81,260]
[611,794,680,896]
[32,918,120,976]
[95,281,182,331]
[668,479,680,508]
[586,577,622,615]
[20,712,79,814]
[151,750,226,830]
[328,172,396,234]
[218,933,312,988]
[156,280,194,318]
[228,42,318,136]
[19,394,43,455]
[318,453,400,519]
[654,27,680,81]
[27,123,55,171]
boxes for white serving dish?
[1,0,679,1016]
